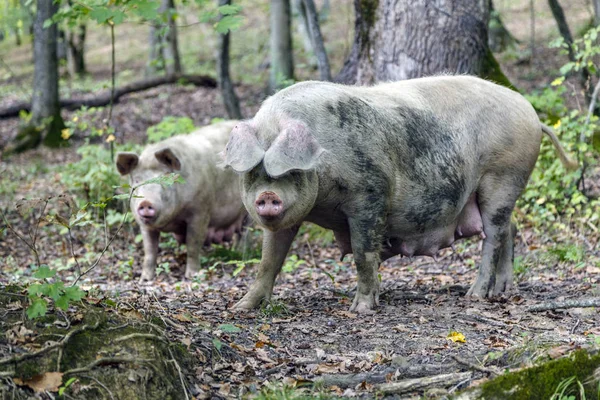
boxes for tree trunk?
[301,0,331,81]
[13,27,21,46]
[488,0,518,52]
[160,0,182,77]
[10,0,65,153]
[269,0,294,92]
[337,0,510,88]
[547,0,593,106]
[593,0,600,26]
[146,22,164,77]
[292,0,317,68]
[216,0,242,119]
[67,22,86,77]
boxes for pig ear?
[263,122,325,178]
[219,122,265,173]
[155,148,181,171]
[116,152,139,175]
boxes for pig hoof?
[349,291,379,314]
[138,272,155,283]
[232,291,269,311]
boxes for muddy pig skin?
[221,75,577,313]
[116,120,247,282]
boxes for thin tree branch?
[527,298,600,312]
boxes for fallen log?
[0,74,217,119]
[377,371,473,395]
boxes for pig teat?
[255,191,283,219]
[137,200,157,222]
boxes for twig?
[527,298,600,312]
[0,321,100,367]
[64,357,152,375]
[114,333,166,343]
[579,78,600,143]
[451,354,499,376]
[0,208,41,268]
[168,348,190,400]
[377,371,473,395]
[570,319,580,334]
[79,375,115,400]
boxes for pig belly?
[204,213,246,246]
[383,192,484,259]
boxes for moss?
[41,113,68,148]
[0,304,192,399]
[358,0,379,48]
[480,48,517,92]
[477,350,600,399]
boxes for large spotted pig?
[117,120,246,282]
[221,75,576,313]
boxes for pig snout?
[255,192,283,220]
[137,200,157,222]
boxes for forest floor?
[1,0,600,398]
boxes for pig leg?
[348,217,383,314]
[184,216,210,279]
[467,176,523,297]
[232,225,300,310]
[140,228,160,282]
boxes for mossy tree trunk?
[216,0,242,119]
[10,0,66,154]
[337,0,512,88]
[269,0,294,92]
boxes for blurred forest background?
[0,0,599,399]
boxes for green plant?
[282,254,306,273]
[146,116,196,143]
[549,244,585,263]
[550,376,586,400]
[27,266,86,319]
[259,300,292,318]
[156,261,171,276]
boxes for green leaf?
[59,377,77,395]
[90,7,112,24]
[43,18,54,28]
[55,295,70,310]
[64,286,86,302]
[33,265,57,280]
[27,298,47,319]
[47,282,65,301]
[136,1,159,20]
[138,173,185,188]
[214,15,243,34]
[218,323,241,333]
[27,283,44,297]
[212,338,222,351]
[217,4,241,15]
[69,209,88,227]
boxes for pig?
[221,75,577,313]
[116,120,247,282]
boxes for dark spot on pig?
[333,178,349,193]
[491,206,513,226]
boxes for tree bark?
[160,0,182,76]
[292,0,317,68]
[12,0,66,152]
[593,0,600,26]
[338,0,509,86]
[547,0,593,105]
[216,0,242,119]
[269,0,294,92]
[488,0,518,52]
[301,0,331,81]
[146,22,165,77]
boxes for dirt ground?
[1,0,600,398]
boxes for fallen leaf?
[14,372,63,393]
[181,337,192,348]
[315,362,347,374]
[173,313,191,322]
[548,345,572,359]
[447,331,466,343]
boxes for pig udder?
[203,214,246,246]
